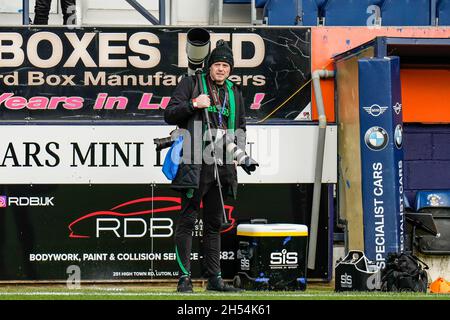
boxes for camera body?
[154,136,174,152]
[154,129,258,175]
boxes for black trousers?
[175,165,229,278]
[33,0,76,25]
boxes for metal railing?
[22,0,30,25]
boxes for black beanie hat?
[207,40,234,70]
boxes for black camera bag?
[381,252,429,292]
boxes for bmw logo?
[394,124,403,149]
[364,126,389,151]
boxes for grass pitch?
[0,283,448,300]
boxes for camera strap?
[206,76,229,129]
[200,73,235,132]
[217,91,228,128]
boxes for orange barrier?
[311,27,450,123]
[430,277,450,294]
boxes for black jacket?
[164,74,246,196]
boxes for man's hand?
[241,157,259,175]
[193,94,210,109]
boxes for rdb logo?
[0,196,6,208]
[0,196,54,207]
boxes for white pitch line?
[0,291,435,298]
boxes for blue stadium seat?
[263,0,326,26]
[414,190,450,255]
[437,0,450,25]
[299,0,325,25]
[404,195,414,212]
[322,0,383,26]
[381,0,432,26]
[264,0,299,25]
[415,190,450,211]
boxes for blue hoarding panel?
[358,57,405,268]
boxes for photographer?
[164,41,246,292]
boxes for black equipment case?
[234,223,308,291]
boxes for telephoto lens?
[225,139,259,175]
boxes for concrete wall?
[404,124,450,205]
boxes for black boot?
[207,276,242,292]
[33,0,51,25]
[177,276,193,293]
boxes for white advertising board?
[0,125,337,184]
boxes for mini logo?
[393,102,402,115]
[364,126,389,151]
[363,104,388,117]
[394,124,403,149]
[0,196,6,208]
